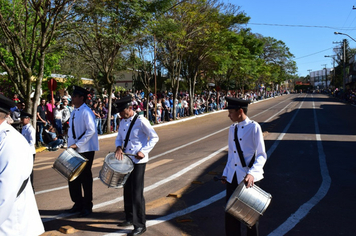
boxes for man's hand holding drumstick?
[115,146,145,160]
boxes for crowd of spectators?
[5,87,288,150]
[330,88,356,105]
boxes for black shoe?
[117,220,133,227]
[66,204,82,213]
[79,208,92,217]
[129,227,146,236]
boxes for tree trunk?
[106,83,114,133]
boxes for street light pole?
[334,32,349,90]
[325,55,336,88]
[343,39,346,90]
[322,64,327,89]
[334,31,356,43]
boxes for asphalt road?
[34,93,356,236]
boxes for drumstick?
[123,153,137,157]
[213,176,225,181]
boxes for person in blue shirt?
[20,112,36,190]
[45,125,64,151]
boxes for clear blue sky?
[222,0,356,77]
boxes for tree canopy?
[0,0,300,123]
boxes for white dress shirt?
[115,114,159,164]
[0,121,44,236]
[68,103,99,153]
[21,123,36,155]
[223,117,267,184]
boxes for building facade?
[309,68,332,89]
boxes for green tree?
[258,36,297,91]
[0,0,76,125]
[204,29,264,98]
[70,0,168,132]
[130,39,156,118]
[180,0,251,114]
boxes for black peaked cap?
[72,85,90,96]
[224,97,250,110]
[0,94,16,113]
[115,95,132,112]
[20,111,33,119]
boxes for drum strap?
[234,125,255,168]
[72,111,85,141]
[17,177,29,197]
[123,114,138,151]
[72,112,77,139]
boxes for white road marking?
[268,97,331,236]
[36,128,229,196]
[43,94,323,235]
[36,97,288,195]
[104,191,226,236]
[102,96,306,235]
[146,159,173,171]
[41,146,227,223]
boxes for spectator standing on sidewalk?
[99,102,108,134]
[36,98,47,146]
[53,100,63,136]
[61,98,71,147]
[91,102,101,134]
[46,95,55,125]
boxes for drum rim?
[68,161,88,182]
[105,152,134,172]
[53,148,88,181]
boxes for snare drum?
[99,152,134,188]
[225,182,272,228]
[52,148,88,182]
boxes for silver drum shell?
[52,148,88,182]
[99,153,134,188]
[225,182,272,228]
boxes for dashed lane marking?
[146,159,173,171]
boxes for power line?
[248,23,356,30]
[295,47,334,60]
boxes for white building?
[309,68,332,89]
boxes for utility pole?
[325,55,336,88]
[322,64,327,90]
[307,69,312,87]
[343,39,346,91]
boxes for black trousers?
[123,163,146,228]
[225,174,259,236]
[68,151,95,210]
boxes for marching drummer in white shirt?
[115,95,159,236]
[20,111,36,191]
[220,97,267,236]
[67,86,99,217]
[0,94,44,236]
